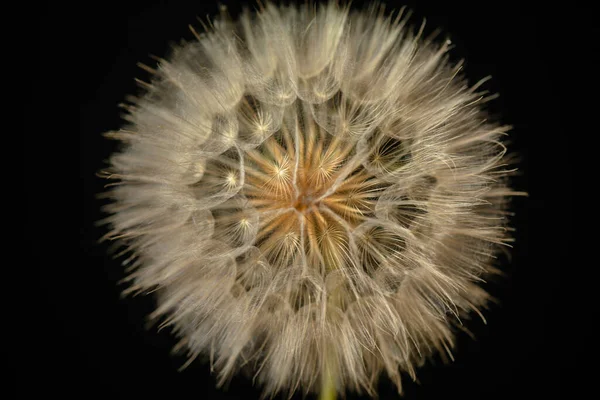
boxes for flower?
[100,1,522,398]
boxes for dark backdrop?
[30,1,575,399]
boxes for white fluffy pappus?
[100,1,525,398]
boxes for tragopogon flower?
[101,2,522,398]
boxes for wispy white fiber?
[100,2,523,398]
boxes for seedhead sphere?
[101,1,521,398]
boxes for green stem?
[319,368,336,400]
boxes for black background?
[29,0,576,398]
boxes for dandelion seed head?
[102,1,521,398]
